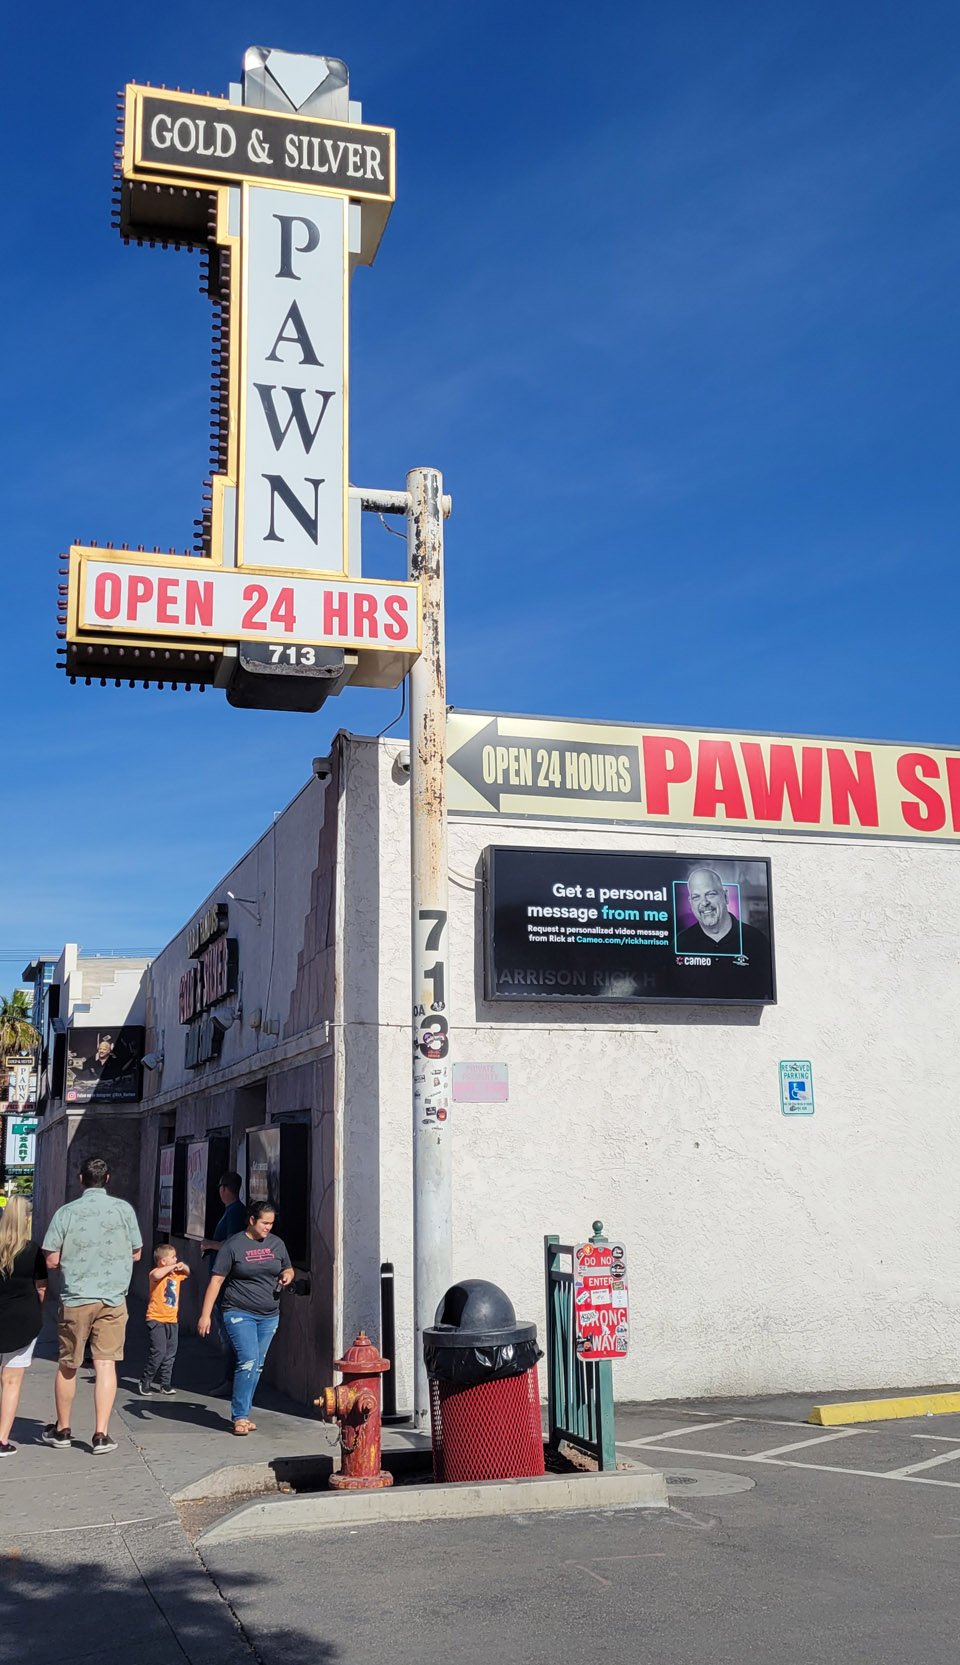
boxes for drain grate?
[663,1468,755,1497]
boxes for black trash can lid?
[425,1278,537,1347]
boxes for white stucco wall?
[344,735,960,1404]
[51,946,148,1039]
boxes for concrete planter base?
[196,1462,667,1543]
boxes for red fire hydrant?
[315,1331,393,1490]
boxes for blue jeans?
[223,1310,279,1423]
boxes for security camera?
[312,756,332,780]
[142,1052,164,1072]
[397,748,411,774]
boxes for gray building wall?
[137,758,341,1401]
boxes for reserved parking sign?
[780,1060,815,1116]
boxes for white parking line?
[623,1419,739,1447]
[752,1430,862,1458]
[684,1412,806,1428]
[616,1441,960,1488]
[884,1448,960,1478]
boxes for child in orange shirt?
[140,1245,189,1396]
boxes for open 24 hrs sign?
[574,1240,629,1361]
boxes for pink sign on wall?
[452,1062,509,1104]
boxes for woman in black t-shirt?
[0,1196,48,1457]
[198,1201,294,1435]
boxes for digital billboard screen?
[64,1026,144,1103]
[484,847,776,1005]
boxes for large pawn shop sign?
[58,50,419,707]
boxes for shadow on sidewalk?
[119,1392,236,1435]
[35,1299,320,1424]
[0,1532,340,1665]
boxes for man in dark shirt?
[200,1172,247,1386]
[200,1173,247,1259]
[675,865,771,998]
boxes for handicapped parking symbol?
[788,1081,809,1100]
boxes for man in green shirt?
[41,1156,142,1453]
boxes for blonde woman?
[0,1196,48,1456]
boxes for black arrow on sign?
[448,717,642,811]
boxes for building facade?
[92,725,960,1409]
[33,947,149,1226]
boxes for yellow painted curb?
[809,1391,960,1426]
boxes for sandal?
[232,1419,256,1436]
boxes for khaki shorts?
[58,1301,128,1367]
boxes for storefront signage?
[59,53,418,700]
[182,901,236,1062]
[449,711,960,844]
[184,1011,226,1070]
[574,1240,629,1361]
[157,1144,175,1233]
[63,1027,144,1103]
[484,846,776,1005]
[239,185,347,573]
[179,937,238,1023]
[187,902,228,959]
[6,1062,32,1108]
[72,555,419,653]
[780,1060,815,1116]
[129,88,394,199]
[4,1118,37,1170]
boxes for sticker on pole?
[780,1060,814,1116]
[573,1240,629,1360]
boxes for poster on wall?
[185,1140,209,1239]
[157,1145,175,1233]
[64,1026,144,1103]
[484,846,776,1004]
[247,1126,280,1205]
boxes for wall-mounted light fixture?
[227,890,262,925]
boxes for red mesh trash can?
[424,1279,545,1484]
[430,1369,545,1482]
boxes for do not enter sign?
[574,1239,629,1361]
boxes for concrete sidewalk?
[1,1303,341,1505]
[0,1306,350,1662]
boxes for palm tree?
[0,991,38,1068]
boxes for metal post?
[589,1221,617,1470]
[380,1260,405,1423]
[544,1234,560,1451]
[407,466,452,1432]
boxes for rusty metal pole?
[407,466,452,1432]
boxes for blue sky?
[3,1,959,963]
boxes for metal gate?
[544,1231,617,1470]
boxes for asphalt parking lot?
[199,1396,960,1665]
[617,1394,960,1492]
